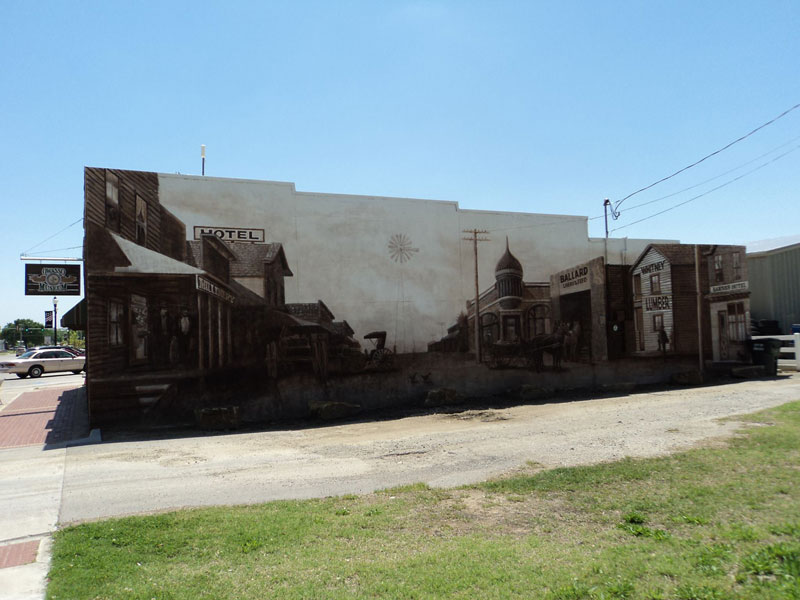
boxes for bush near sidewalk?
[48,402,800,599]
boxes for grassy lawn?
[48,401,800,599]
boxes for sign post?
[53,297,58,345]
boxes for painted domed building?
[465,238,552,352]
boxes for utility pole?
[463,229,490,364]
[603,198,610,267]
[603,198,618,267]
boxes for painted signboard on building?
[193,226,265,243]
[556,263,591,294]
[710,280,748,295]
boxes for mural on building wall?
[81,167,750,429]
[430,239,601,371]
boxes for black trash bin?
[750,338,782,376]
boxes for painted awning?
[110,233,204,275]
[60,298,87,330]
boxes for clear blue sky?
[2,1,799,326]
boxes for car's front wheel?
[28,365,43,378]
[16,373,28,379]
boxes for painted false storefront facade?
[706,245,751,362]
[630,244,750,361]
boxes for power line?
[488,133,800,236]
[613,101,800,211]
[491,136,800,237]
[23,218,83,255]
[610,144,800,233]
[32,245,83,254]
[618,134,800,215]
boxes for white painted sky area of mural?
[159,174,666,352]
[3,2,800,326]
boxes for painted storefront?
[630,244,750,362]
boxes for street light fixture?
[53,296,58,346]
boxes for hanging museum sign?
[193,226,265,243]
[25,264,81,295]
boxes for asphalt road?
[0,372,85,402]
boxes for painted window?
[650,273,661,295]
[201,238,231,283]
[480,313,499,346]
[653,313,664,332]
[109,300,124,346]
[503,315,521,342]
[714,255,724,282]
[727,302,747,341]
[633,273,642,298]
[527,304,551,337]
[732,252,741,280]
[130,294,149,362]
[105,171,120,231]
[135,194,147,246]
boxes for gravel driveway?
[59,374,800,524]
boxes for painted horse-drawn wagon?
[484,333,563,371]
[483,322,582,371]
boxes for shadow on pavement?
[44,387,90,449]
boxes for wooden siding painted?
[84,167,161,250]
[632,247,712,356]
[706,245,749,286]
[633,248,674,352]
[633,248,674,297]
[84,168,106,228]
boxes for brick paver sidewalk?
[0,385,84,449]
[0,540,40,569]
[0,384,85,574]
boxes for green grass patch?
[48,401,800,599]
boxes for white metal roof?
[746,234,800,255]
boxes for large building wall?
[157,173,672,353]
[748,243,800,334]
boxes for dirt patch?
[59,375,800,524]
[443,409,511,422]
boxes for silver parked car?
[0,349,86,378]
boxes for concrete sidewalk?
[0,382,93,600]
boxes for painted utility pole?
[694,245,704,377]
[463,229,490,364]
